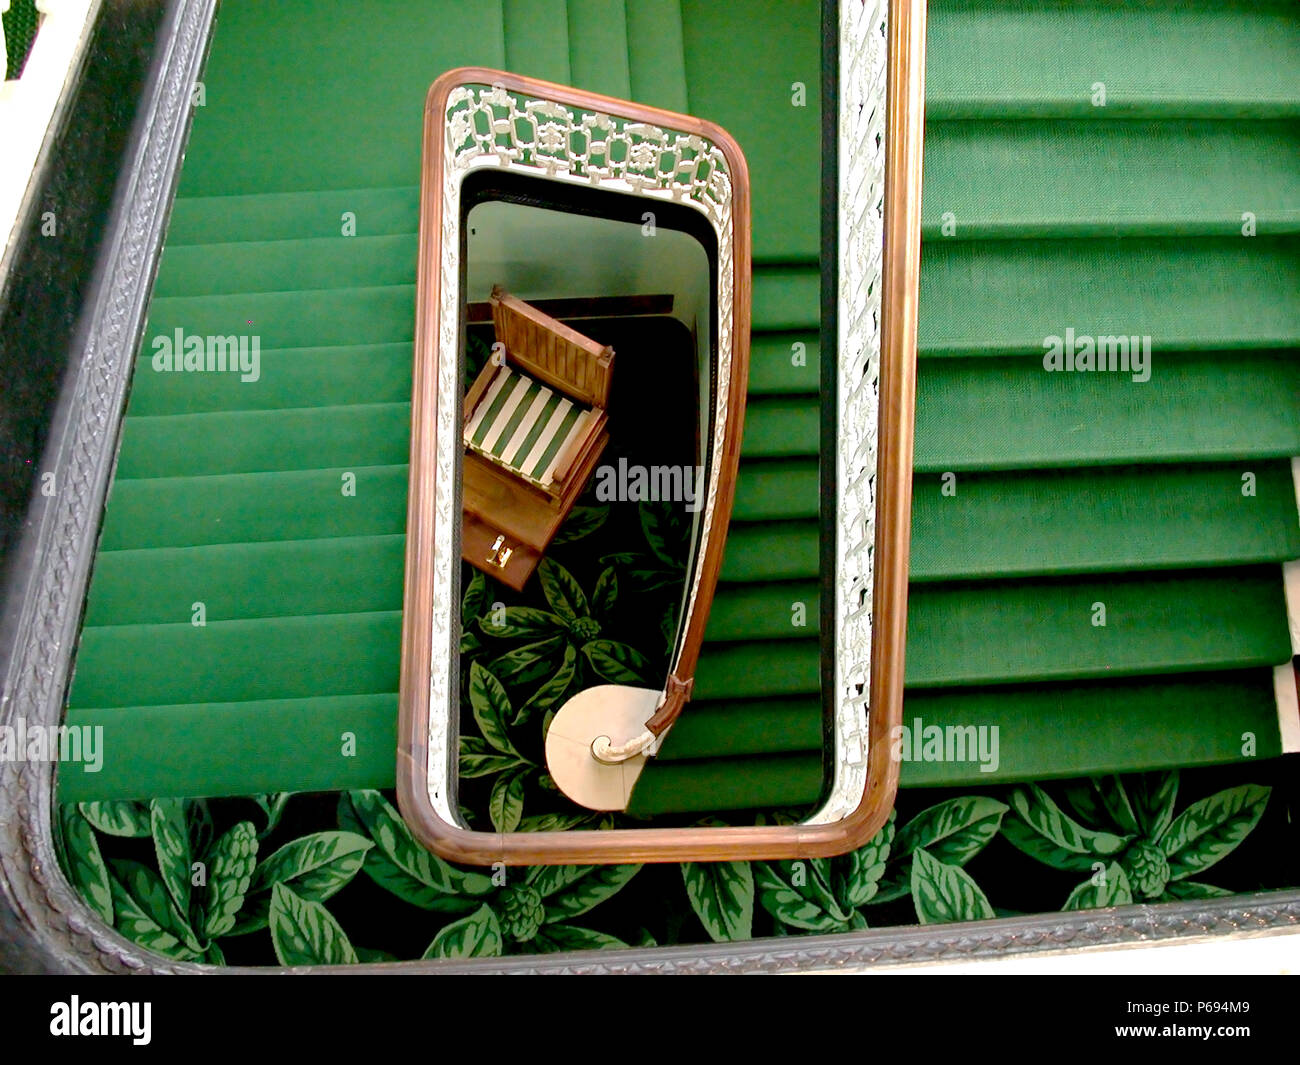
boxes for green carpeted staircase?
[61,1,1298,821]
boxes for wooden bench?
[461,285,613,589]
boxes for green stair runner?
[61,1,1299,816]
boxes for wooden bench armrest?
[462,358,501,424]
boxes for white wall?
[464,199,711,340]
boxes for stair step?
[920,237,1300,356]
[143,265,816,353]
[127,341,414,416]
[741,396,819,458]
[721,522,819,584]
[694,639,819,701]
[907,567,1292,688]
[154,233,418,298]
[731,459,818,522]
[626,753,823,815]
[84,535,406,628]
[69,611,404,710]
[565,0,631,100]
[748,333,820,395]
[177,0,508,197]
[628,669,1286,813]
[654,696,822,761]
[503,0,571,84]
[720,461,1300,585]
[898,671,1286,787]
[922,120,1300,240]
[97,465,409,551]
[706,582,820,643]
[926,0,1300,121]
[915,352,1300,471]
[680,0,822,262]
[624,0,689,113]
[116,403,410,479]
[62,694,399,803]
[909,462,1300,582]
[166,186,419,247]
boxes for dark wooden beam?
[465,292,673,323]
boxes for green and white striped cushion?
[464,365,592,488]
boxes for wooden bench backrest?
[490,285,614,408]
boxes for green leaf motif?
[337,797,475,914]
[659,606,677,655]
[479,606,561,639]
[1131,771,1180,841]
[78,800,151,838]
[1159,784,1270,881]
[582,640,652,685]
[639,502,686,568]
[236,830,371,934]
[533,864,641,922]
[109,874,198,960]
[519,642,577,723]
[538,558,589,624]
[1060,780,1109,829]
[111,859,202,956]
[345,791,494,901]
[459,736,525,778]
[894,796,1006,868]
[489,770,527,833]
[1091,776,1140,835]
[864,871,911,907]
[516,812,594,833]
[681,861,754,942]
[489,636,565,686]
[422,904,503,959]
[591,567,618,616]
[1161,880,1233,900]
[186,799,215,861]
[552,506,610,545]
[910,849,994,925]
[1062,862,1133,911]
[755,860,852,932]
[251,793,291,838]
[467,662,523,758]
[201,821,259,938]
[150,798,192,917]
[532,923,627,953]
[268,883,357,966]
[461,569,488,627]
[1007,784,1130,863]
[839,812,895,908]
[59,806,113,925]
[1001,817,1097,873]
